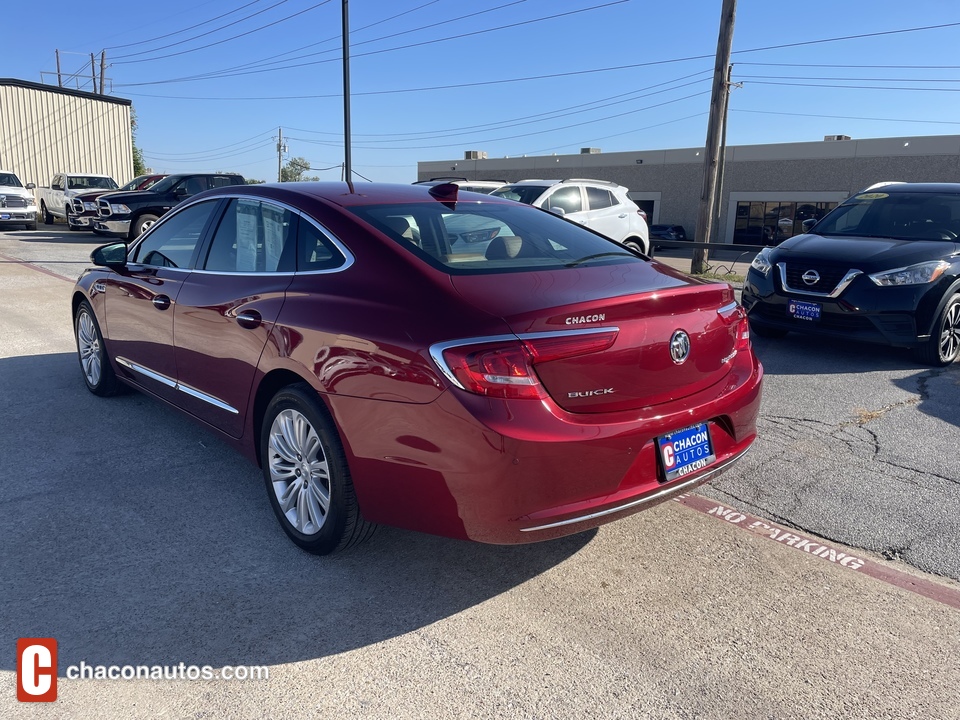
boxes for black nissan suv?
[742,182,960,366]
[94,172,246,240]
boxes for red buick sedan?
[72,182,762,554]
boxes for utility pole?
[342,0,352,184]
[277,127,284,182]
[710,64,735,245]
[99,52,106,95]
[90,53,97,94]
[56,50,62,87]
[691,0,737,275]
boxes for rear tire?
[624,239,650,257]
[261,383,376,554]
[74,300,122,396]
[913,293,960,366]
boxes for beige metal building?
[0,78,133,190]
[418,134,960,245]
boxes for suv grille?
[782,263,851,294]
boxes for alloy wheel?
[267,409,332,536]
[939,299,960,362]
[76,309,102,386]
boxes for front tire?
[914,293,960,366]
[131,213,159,240]
[74,300,121,396]
[41,202,54,225]
[261,384,375,554]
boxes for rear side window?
[203,199,297,273]
[586,187,615,210]
[298,219,345,271]
[350,202,642,274]
[212,175,243,188]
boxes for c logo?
[17,638,57,702]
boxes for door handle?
[237,310,262,329]
[152,295,171,310]
[618,213,627,218]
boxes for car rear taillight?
[439,330,618,399]
[638,210,648,221]
[736,316,751,351]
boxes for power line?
[104,0,268,52]
[743,80,960,92]
[114,0,630,84]
[142,129,277,157]
[737,74,960,83]
[731,108,960,126]
[113,1,332,64]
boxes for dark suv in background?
[95,172,245,240]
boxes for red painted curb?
[675,493,960,611]
[0,252,74,283]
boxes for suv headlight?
[750,248,773,277]
[868,260,949,286]
[109,203,131,214]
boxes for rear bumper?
[334,350,763,544]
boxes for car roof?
[199,181,521,208]
[859,182,960,194]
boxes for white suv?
[413,177,506,194]
[491,179,650,254]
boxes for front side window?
[176,177,209,197]
[133,200,220,269]
[204,199,297,273]
[350,201,641,274]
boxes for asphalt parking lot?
[1,227,958,719]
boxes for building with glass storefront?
[418,134,960,245]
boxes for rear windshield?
[816,191,960,241]
[347,201,644,274]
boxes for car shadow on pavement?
[749,333,920,375]
[10,229,106,244]
[891,366,960,429]
[0,352,593,674]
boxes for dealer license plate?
[787,299,821,322]
[657,422,716,483]
[0,213,10,220]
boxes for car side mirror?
[91,242,128,268]
[549,206,566,217]
[801,218,817,232]
[174,185,188,196]
[25,182,36,190]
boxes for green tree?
[131,107,146,176]
[246,178,266,184]
[281,157,319,182]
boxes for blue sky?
[5,0,960,183]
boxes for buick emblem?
[802,269,820,286]
[669,330,691,364]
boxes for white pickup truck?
[38,173,118,224]
[0,169,38,231]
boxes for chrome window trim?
[520,445,752,533]
[174,193,355,276]
[429,327,620,390]
[777,263,863,298]
[117,356,238,414]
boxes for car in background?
[743,182,960,366]
[649,224,688,249]
[72,181,761,554]
[413,177,506,194]
[491,179,651,255]
[67,174,168,232]
[0,170,38,231]
[94,172,245,240]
